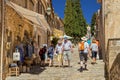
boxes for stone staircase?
[6,47,105,80]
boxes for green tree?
[64,0,87,43]
[64,0,73,36]
[91,13,97,36]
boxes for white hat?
[81,36,87,41]
[58,40,62,44]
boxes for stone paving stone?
[6,47,105,80]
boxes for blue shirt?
[87,39,91,45]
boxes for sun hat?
[58,40,62,44]
[81,36,87,41]
[64,36,68,40]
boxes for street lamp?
[46,7,51,45]
[46,7,51,15]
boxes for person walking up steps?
[79,37,89,72]
[78,40,84,72]
[90,39,98,64]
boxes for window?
[29,0,34,11]
[38,35,41,47]
[38,1,42,14]
[25,0,28,8]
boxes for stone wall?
[0,0,1,50]
[1,0,63,79]
[99,0,120,79]
[0,0,2,79]
[10,0,27,8]
[97,0,120,79]
[2,5,34,78]
[104,0,120,51]
[96,9,104,60]
[108,39,120,80]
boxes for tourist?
[47,44,54,67]
[95,40,100,59]
[55,40,63,67]
[39,45,47,66]
[90,39,98,64]
[79,36,89,72]
[62,37,73,67]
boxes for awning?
[6,1,51,32]
[53,28,64,38]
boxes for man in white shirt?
[62,37,73,67]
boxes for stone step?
[6,47,105,80]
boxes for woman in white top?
[55,40,63,67]
[90,39,98,64]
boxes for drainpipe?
[0,0,5,80]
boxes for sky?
[52,0,101,25]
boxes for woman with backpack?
[47,44,54,67]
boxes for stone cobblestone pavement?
[6,47,105,80]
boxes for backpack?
[39,48,43,55]
[79,42,84,51]
[48,47,54,54]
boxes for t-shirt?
[55,44,63,54]
[84,42,89,53]
[87,39,91,45]
[90,43,98,52]
[48,47,54,54]
[63,40,72,50]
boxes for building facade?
[97,0,120,79]
[0,0,64,79]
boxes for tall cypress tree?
[91,13,97,36]
[64,0,87,43]
[64,0,73,36]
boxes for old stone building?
[53,15,64,38]
[0,0,2,51]
[97,0,120,80]
[0,0,64,80]
[95,9,103,60]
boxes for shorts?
[79,52,88,62]
[63,51,71,61]
[40,54,45,61]
[57,53,63,62]
[48,54,53,60]
[92,51,97,58]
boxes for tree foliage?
[64,0,87,43]
[91,13,97,36]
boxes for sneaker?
[80,67,83,72]
[84,64,88,70]
[83,68,88,71]
[91,62,95,65]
